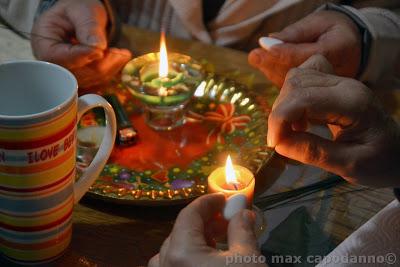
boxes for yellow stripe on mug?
[0,155,75,188]
[0,104,77,141]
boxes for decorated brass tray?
[78,74,275,205]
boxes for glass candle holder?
[122,53,203,131]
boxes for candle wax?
[208,165,255,207]
[221,181,245,191]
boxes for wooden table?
[0,25,399,267]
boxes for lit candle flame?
[159,32,168,78]
[225,155,238,185]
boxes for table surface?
[0,24,399,267]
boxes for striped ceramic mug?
[0,61,116,264]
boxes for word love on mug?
[27,132,75,164]
[0,131,76,165]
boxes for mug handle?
[74,94,117,204]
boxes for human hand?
[268,55,400,187]
[31,0,131,88]
[249,10,361,87]
[148,193,267,267]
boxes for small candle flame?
[159,32,168,78]
[225,155,238,185]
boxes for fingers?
[267,78,344,147]
[170,193,225,247]
[266,68,374,173]
[35,40,104,69]
[248,43,320,87]
[270,11,333,43]
[227,210,258,253]
[299,54,334,74]
[31,0,107,69]
[267,87,350,172]
[248,48,290,87]
[71,48,132,88]
[32,16,104,68]
[65,1,108,49]
[275,131,348,174]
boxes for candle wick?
[233,183,239,190]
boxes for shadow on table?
[255,153,291,197]
[80,196,186,221]
[59,220,166,267]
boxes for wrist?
[319,3,372,79]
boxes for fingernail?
[242,210,256,226]
[267,132,275,148]
[267,137,273,148]
[259,37,283,50]
[87,35,106,48]
[223,194,246,220]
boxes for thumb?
[66,2,108,49]
[227,210,258,252]
[299,54,335,74]
[270,13,328,43]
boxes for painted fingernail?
[223,194,246,221]
[259,37,284,50]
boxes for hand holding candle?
[148,194,262,267]
[208,155,255,220]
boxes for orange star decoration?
[151,170,169,183]
[188,103,251,144]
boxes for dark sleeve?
[102,0,121,46]
[36,0,58,17]
[395,188,400,201]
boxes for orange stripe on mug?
[0,119,76,150]
[0,103,76,140]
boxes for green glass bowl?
[122,53,204,107]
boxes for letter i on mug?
[0,61,116,264]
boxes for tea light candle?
[121,32,203,130]
[208,156,255,220]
